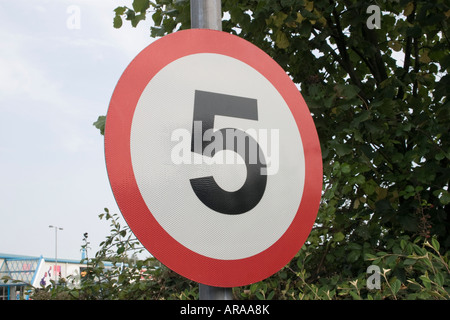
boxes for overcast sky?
[0,0,155,260]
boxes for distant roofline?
[0,253,116,266]
[0,253,83,264]
[0,253,42,260]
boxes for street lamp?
[49,225,63,283]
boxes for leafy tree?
[89,0,450,299]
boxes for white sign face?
[130,53,305,260]
[105,29,322,287]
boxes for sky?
[0,0,156,260]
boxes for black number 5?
[190,90,267,215]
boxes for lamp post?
[49,225,63,283]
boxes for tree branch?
[329,6,364,90]
[361,27,388,85]
[397,0,417,99]
[413,36,420,97]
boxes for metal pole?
[190,0,222,31]
[190,0,230,300]
[199,284,233,300]
[49,225,63,283]
[55,227,57,282]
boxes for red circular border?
[105,29,322,287]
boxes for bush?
[29,208,449,300]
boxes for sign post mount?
[104,0,322,300]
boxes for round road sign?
[105,29,322,287]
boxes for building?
[0,253,87,300]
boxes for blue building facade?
[0,253,86,300]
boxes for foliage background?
[35,0,450,299]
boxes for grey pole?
[49,225,63,283]
[199,284,233,300]
[190,0,231,300]
[190,0,222,31]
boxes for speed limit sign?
[105,29,322,287]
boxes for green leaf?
[364,253,377,260]
[133,0,150,13]
[420,275,432,290]
[363,179,378,195]
[114,6,127,15]
[113,15,123,29]
[388,40,402,52]
[334,84,359,100]
[304,0,314,12]
[347,250,360,263]
[419,49,431,64]
[403,258,416,266]
[400,239,407,250]
[275,30,289,49]
[334,143,353,157]
[352,174,366,185]
[440,191,450,205]
[413,245,426,256]
[434,272,444,287]
[341,163,351,174]
[131,14,146,27]
[349,290,361,300]
[152,9,163,25]
[435,152,446,161]
[93,116,106,135]
[296,258,303,269]
[270,12,288,27]
[348,243,362,251]
[385,255,398,267]
[390,279,401,295]
[334,232,345,242]
[351,110,371,127]
[431,238,440,252]
[403,2,414,16]
[151,26,166,37]
[342,85,359,100]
